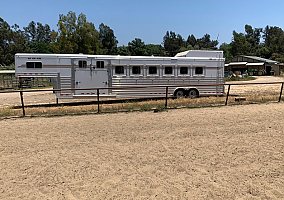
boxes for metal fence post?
[165,86,168,109]
[225,84,231,106]
[97,89,100,113]
[279,82,284,102]
[19,91,25,117]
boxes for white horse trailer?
[15,50,225,98]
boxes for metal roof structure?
[0,70,15,74]
[241,56,278,64]
[246,62,264,66]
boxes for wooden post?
[97,89,100,113]
[225,84,231,106]
[279,82,284,102]
[20,91,25,117]
[165,86,168,109]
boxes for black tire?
[174,89,186,98]
[188,89,199,98]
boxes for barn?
[225,55,282,76]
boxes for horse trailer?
[15,50,225,99]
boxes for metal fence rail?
[0,81,283,117]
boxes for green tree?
[56,11,100,54]
[231,31,251,56]
[24,21,53,53]
[163,31,185,56]
[117,45,130,56]
[145,44,165,56]
[263,26,284,56]
[99,23,118,54]
[196,34,218,50]
[0,17,28,66]
[219,43,233,62]
[128,38,147,56]
[186,34,197,49]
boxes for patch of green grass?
[0,107,19,118]
[225,76,256,82]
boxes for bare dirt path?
[0,103,283,199]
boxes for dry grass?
[0,76,284,118]
[0,93,282,118]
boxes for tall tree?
[56,11,100,54]
[99,23,118,55]
[117,45,130,56]
[145,44,165,56]
[219,42,233,62]
[163,31,185,56]
[0,17,28,66]
[186,34,197,49]
[128,38,147,56]
[24,21,53,53]
[231,31,250,56]
[196,34,218,50]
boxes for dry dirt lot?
[0,103,283,199]
[227,76,284,96]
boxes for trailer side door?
[75,61,109,95]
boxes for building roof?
[226,62,265,67]
[246,62,264,66]
[229,62,247,65]
[0,70,15,74]
[241,56,278,64]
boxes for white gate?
[75,69,109,95]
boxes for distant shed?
[226,55,280,75]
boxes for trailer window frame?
[78,60,87,68]
[96,61,104,68]
[179,67,189,75]
[26,62,42,69]
[131,66,141,76]
[164,66,173,76]
[193,66,205,76]
[114,65,125,75]
[148,66,158,76]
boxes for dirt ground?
[227,76,284,96]
[0,76,283,107]
[0,103,283,199]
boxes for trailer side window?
[165,66,173,75]
[26,62,42,69]
[180,67,188,74]
[115,66,124,74]
[79,60,87,68]
[149,66,157,75]
[195,67,204,75]
[97,61,104,68]
[132,66,141,75]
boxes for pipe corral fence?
[0,81,283,117]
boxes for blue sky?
[1,0,284,46]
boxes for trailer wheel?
[174,89,186,98]
[188,89,199,98]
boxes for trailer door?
[75,69,109,95]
